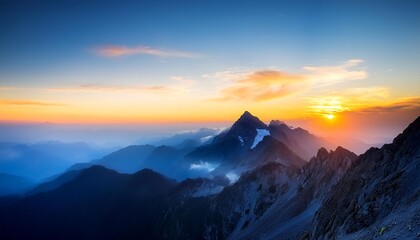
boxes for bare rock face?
[202,146,358,240]
[311,116,420,240]
[169,178,224,199]
[204,162,299,239]
[299,146,358,200]
[234,136,307,172]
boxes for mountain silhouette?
[1,115,418,239]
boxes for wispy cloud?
[0,75,196,96]
[306,87,420,118]
[211,59,367,102]
[0,99,66,107]
[356,97,420,113]
[212,70,307,101]
[0,87,18,91]
[304,59,367,87]
[48,83,170,93]
[93,45,202,58]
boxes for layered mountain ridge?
[0,113,418,239]
[57,111,328,182]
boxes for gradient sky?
[1,0,420,145]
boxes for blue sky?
[0,0,419,145]
[2,0,420,82]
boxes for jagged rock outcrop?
[299,146,358,199]
[311,116,420,240]
[231,146,357,239]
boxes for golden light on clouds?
[212,59,367,102]
[307,96,345,119]
[326,114,335,120]
[214,70,307,101]
[306,87,392,119]
[0,99,67,107]
[0,59,418,126]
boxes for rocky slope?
[311,116,420,240]
[227,147,357,239]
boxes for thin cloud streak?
[356,97,420,113]
[304,59,367,87]
[48,84,170,94]
[0,87,19,91]
[306,87,419,118]
[0,77,196,95]
[0,99,66,107]
[93,45,202,58]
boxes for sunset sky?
[1,0,419,145]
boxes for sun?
[326,114,335,120]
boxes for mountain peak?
[233,111,267,129]
[241,110,252,117]
[269,120,286,127]
[314,146,357,161]
[334,146,351,154]
[226,111,267,143]
[316,147,329,159]
[310,146,357,172]
[238,111,257,121]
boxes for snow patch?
[251,129,270,149]
[190,161,218,172]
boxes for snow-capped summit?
[186,111,324,178]
[186,111,268,162]
[228,111,268,146]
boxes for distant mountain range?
[0,173,35,196]
[0,141,115,182]
[0,113,418,239]
[152,127,220,149]
[70,111,335,181]
[3,111,364,188]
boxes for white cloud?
[304,59,367,87]
[190,161,218,172]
